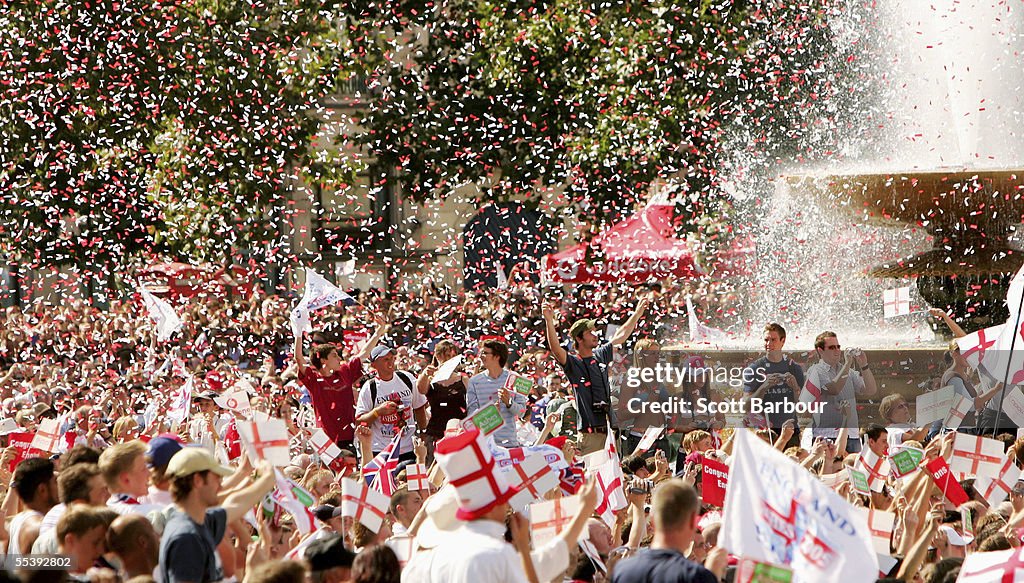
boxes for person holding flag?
[295,312,388,452]
[355,346,427,462]
[805,331,876,453]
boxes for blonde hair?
[878,394,906,423]
[98,441,147,490]
[683,430,711,454]
[112,417,139,442]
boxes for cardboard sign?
[736,557,794,583]
[701,457,729,507]
[463,404,504,436]
[7,432,44,472]
[632,426,664,455]
[1000,387,1024,427]
[848,467,870,496]
[504,372,535,396]
[915,386,956,426]
[889,447,924,478]
[925,456,970,507]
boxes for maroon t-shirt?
[298,357,362,443]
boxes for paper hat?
[434,428,517,520]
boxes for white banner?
[722,430,878,583]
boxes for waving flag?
[140,285,183,341]
[291,268,356,336]
[167,376,194,426]
[363,427,403,494]
[687,296,728,345]
[722,430,878,583]
[273,469,318,534]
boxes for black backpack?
[368,370,416,404]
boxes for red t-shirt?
[298,357,362,443]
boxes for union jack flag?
[363,427,403,496]
[560,462,585,496]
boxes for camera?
[628,477,653,495]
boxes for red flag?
[223,419,242,461]
[925,456,969,507]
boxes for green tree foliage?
[0,0,349,270]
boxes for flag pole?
[991,284,1024,437]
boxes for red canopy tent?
[542,204,703,284]
[137,262,254,302]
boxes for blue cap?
[147,435,184,470]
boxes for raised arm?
[542,304,567,366]
[293,330,306,375]
[929,308,967,338]
[355,313,389,362]
[221,461,276,523]
[609,297,650,346]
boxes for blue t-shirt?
[611,548,718,583]
[742,355,805,429]
[561,343,615,430]
[159,507,228,583]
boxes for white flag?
[722,430,878,583]
[140,286,183,341]
[882,287,911,318]
[272,470,318,534]
[301,268,355,311]
[290,268,355,336]
[956,324,1004,370]
[958,547,1024,582]
[167,376,194,426]
[340,477,390,533]
[686,296,727,345]
[856,507,895,555]
[214,389,252,419]
[237,417,291,467]
[496,262,509,289]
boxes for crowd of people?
[0,274,1020,583]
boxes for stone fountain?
[785,169,1024,332]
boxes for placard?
[889,447,924,478]
[848,467,870,496]
[504,372,535,396]
[915,385,955,426]
[463,404,504,436]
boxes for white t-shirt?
[355,371,427,453]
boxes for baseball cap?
[312,504,343,522]
[304,534,356,572]
[193,390,219,402]
[165,447,234,479]
[31,403,54,418]
[370,345,394,362]
[938,524,972,546]
[147,435,184,470]
[568,319,596,340]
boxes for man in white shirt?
[98,441,165,517]
[806,331,877,453]
[355,346,427,461]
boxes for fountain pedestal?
[787,169,1024,333]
